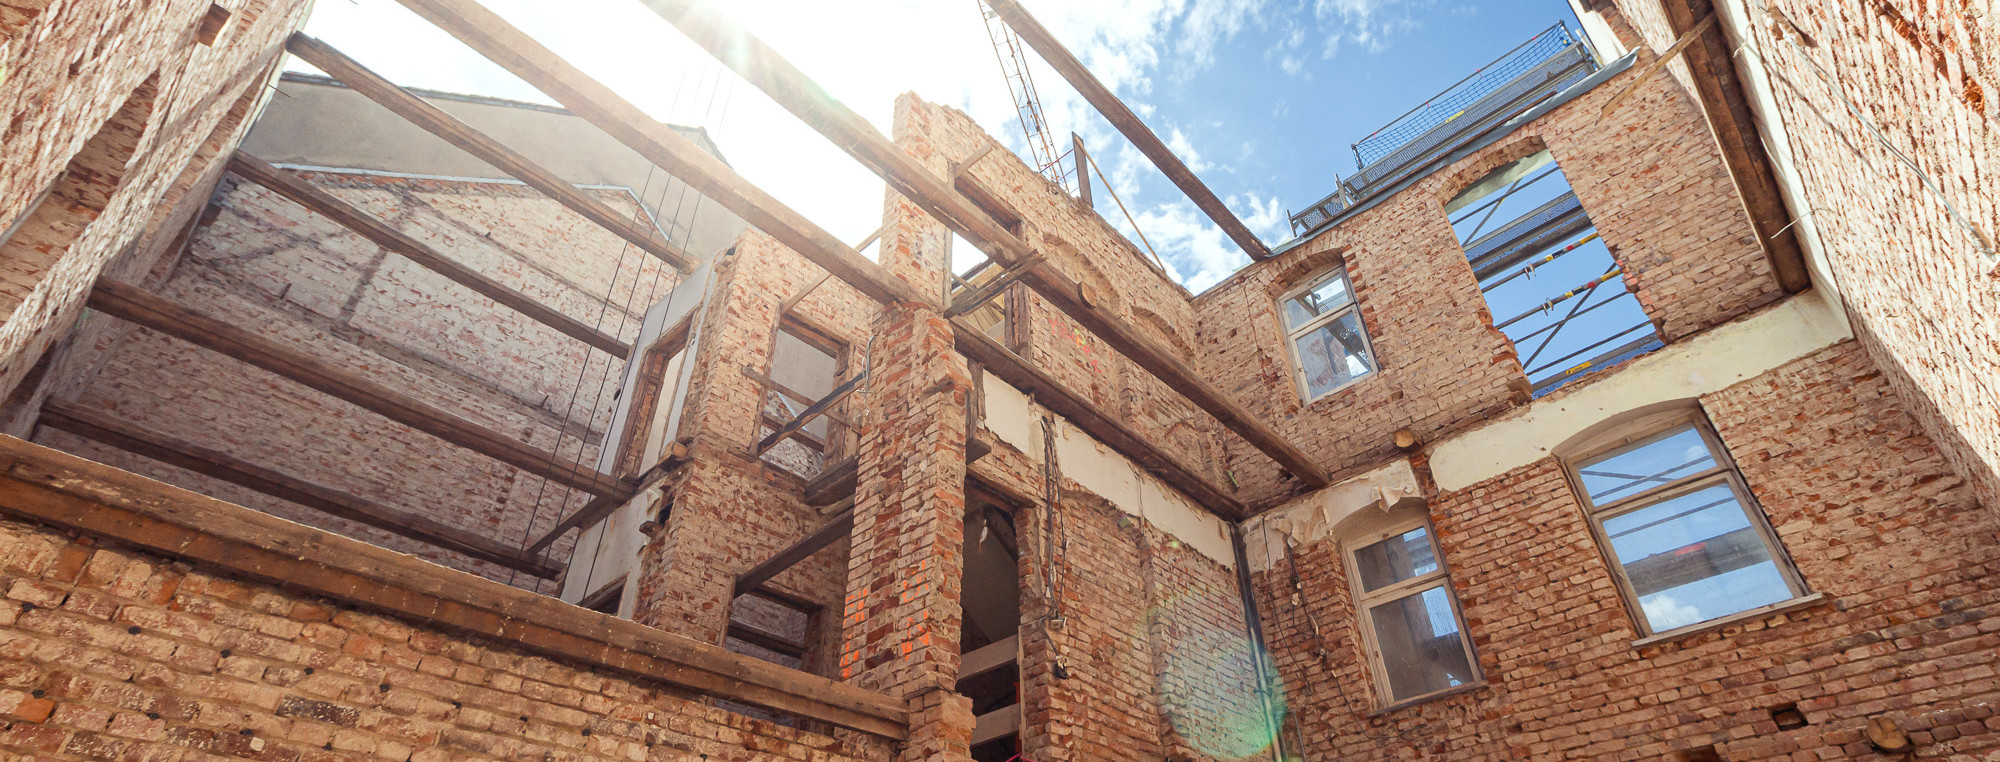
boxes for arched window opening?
[1446,149,1659,395]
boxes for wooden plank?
[85,278,634,500]
[971,703,1022,746]
[753,372,866,456]
[38,401,560,578]
[628,0,1330,488]
[227,152,632,359]
[953,321,1248,518]
[1600,13,1716,119]
[982,0,1269,259]
[524,449,685,556]
[387,0,927,308]
[1073,133,1091,206]
[0,434,907,739]
[733,509,854,597]
[283,33,696,273]
[1662,0,1811,293]
[957,634,1018,684]
[802,457,857,506]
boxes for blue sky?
[291,0,1586,292]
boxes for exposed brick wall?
[0,516,885,761]
[1613,0,2000,510]
[1255,340,2000,759]
[1194,49,1784,507]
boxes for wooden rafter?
[227,152,632,359]
[39,401,560,578]
[86,278,634,500]
[282,33,697,273]
[733,508,855,598]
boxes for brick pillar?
[840,300,973,760]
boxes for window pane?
[1354,527,1439,593]
[1576,424,1716,504]
[1294,311,1375,398]
[1282,271,1354,330]
[1601,483,1793,632]
[1370,585,1475,701]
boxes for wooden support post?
[733,508,855,597]
[635,0,1329,488]
[983,0,1270,260]
[39,401,561,578]
[226,152,632,359]
[86,278,634,500]
[752,371,866,456]
[1073,132,1091,206]
[283,33,696,273]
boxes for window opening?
[1447,150,1660,395]
[760,324,842,478]
[720,592,815,727]
[947,234,1011,343]
[961,486,1020,761]
[1566,416,1808,636]
[1345,521,1479,705]
[1278,266,1377,401]
[577,576,626,616]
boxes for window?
[759,321,846,478]
[1346,520,1479,705]
[1279,266,1377,401]
[1565,414,1807,636]
[1446,149,1660,395]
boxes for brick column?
[840,300,974,760]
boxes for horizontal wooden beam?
[733,508,854,598]
[953,322,1248,517]
[38,401,559,578]
[957,634,1018,685]
[226,151,631,359]
[0,434,907,738]
[725,620,807,659]
[282,33,696,273]
[524,447,685,556]
[86,278,633,500]
[971,703,1021,746]
[632,0,1329,488]
[387,0,928,308]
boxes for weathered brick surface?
[1613,0,2000,511]
[1193,50,1784,506]
[0,517,884,761]
[1255,341,2000,759]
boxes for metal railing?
[1288,23,1597,236]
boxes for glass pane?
[1354,527,1439,593]
[1576,424,1716,504]
[1370,586,1476,701]
[1294,311,1375,398]
[1601,483,1793,632]
[1282,271,1354,329]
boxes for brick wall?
[1194,47,1784,507]
[1253,340,2000,759]
[1611,0,2000,511]
[0,512,885,761]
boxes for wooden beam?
[0,434,907,739]
[971,703,1022,746]
[726,620,807,659]
[733,509,854,597]
[1662,0,1811,293]
[1073,133,1091,206]
[982,0,1269,260]
[283,33,696,273]
[802,457,857,506]
[752,372,865,456]
[953,321,1248,517]
[524,448,685,556]
[38,401,560,578]
[86,278,633,500]
[630,0,1330,488]
[226,152,632,359]
[957,634,1018,685]
[1600,13,1716,119]
[740,365,853,426]
[386,0,928,308]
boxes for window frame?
[1342,517,1482,708]
[1277,265,1378,403]
[1560,412,1809,639]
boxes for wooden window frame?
[1277,265,1377,404]
[1559,411,1809,639]
[1342,515,1482,708]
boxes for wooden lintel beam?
[0,435,907,738]
[631,0,1329,488]
[226,152,632,359]
[726,620,807,659]
[971,703,1022,746]
[283,33,696,273]
[983,0,1270,260]
[86,278,634,500]
[1662,0,1811,293]
[734,508,855,598]
[38,401,560,578]
[952,322,1248,517]
[387,0,928,309]
[957,634,1018,685]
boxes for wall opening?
[1446,148,1659,395]
[962,482,1021,760]
[759,319,846,478]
